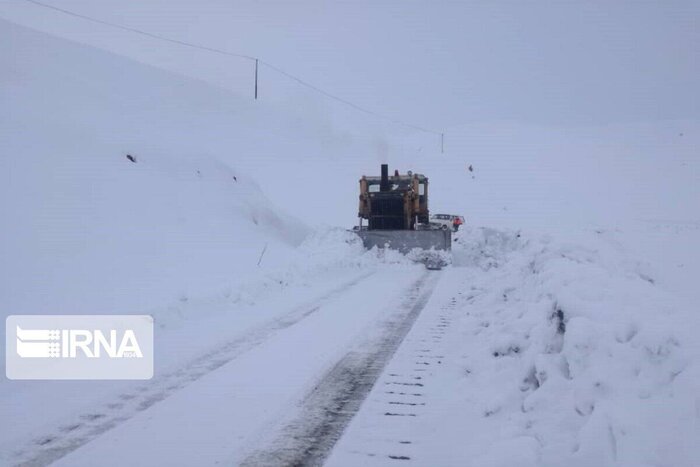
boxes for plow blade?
[356,229,451,254]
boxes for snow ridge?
[450,227,697,466]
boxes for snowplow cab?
[355,164,450,254]
[358,164,429,230]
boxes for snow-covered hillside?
[0,18,313,319]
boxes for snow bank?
[161,227,421,319]
[449,226,698,466]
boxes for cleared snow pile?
[448,227,698,467]
[195,227,420,312]
[297,227,432,268]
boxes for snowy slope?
[0,1,444,227]
[0,14,427,321]
[0,18,314,320]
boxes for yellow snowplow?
[355,164,451,253]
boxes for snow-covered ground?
[328,227,699,467]
[1,5,698,467]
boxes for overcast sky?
[2,0,698,130]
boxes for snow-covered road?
[12,266,440,467]
[325,268,468,466]
[240,270,440,466]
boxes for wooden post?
[254,59,258,100]
[257,242,267,266]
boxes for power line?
[257,60,439,135]
[23,0,256,61]
[22,0,442,136]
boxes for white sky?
[1,0,698,130]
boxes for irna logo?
[15,327,143,359]
[6,315,153,380]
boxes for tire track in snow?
[324,275,463,464]
[12,271,377,467]
[239,269,442,467]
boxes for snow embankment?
[448,227,698,466]
[0,17,320,321]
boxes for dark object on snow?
[126,154,137,163]
[257,243,268,267]
[553,308,566,334]
[468,164,473,172]
[425,255,447,270]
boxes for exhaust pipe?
[380,164,390,192]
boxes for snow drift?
[448,227,699,467]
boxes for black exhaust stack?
[380,164,390,192]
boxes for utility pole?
[254,59,259,100]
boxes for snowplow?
[355,164,451,254]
